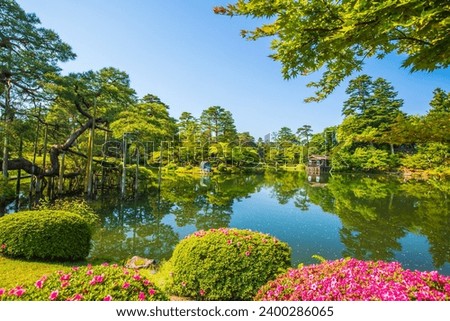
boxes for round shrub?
[255,258,450,301]
[168,228,291,300]
[0,210,91,261]
[0,263,168,301]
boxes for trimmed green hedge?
[168,228,291,300]
[0,210,91,261]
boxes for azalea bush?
[168,228,291,300]
[0,210,91,261]
[255,258,450,301]
[0,263,168,301]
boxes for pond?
[88,171,450,275]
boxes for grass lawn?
[0,255,166,294]
[0,256,85,289]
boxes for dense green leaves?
[0,0,75,94]
[0,210,91,261]
[110,94,176,144]
[215,0,450,101]
[167,228,291,300]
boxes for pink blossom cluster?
[3,286,26,297]
[0,263,168,301]
[255,258,450,301]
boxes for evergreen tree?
[1,0,75,177]
[199,106,237,143]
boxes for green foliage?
[332,146,398,172]
[167,228,291,300]
[0,256,79,290]
[200,106,237,143]
[0,263,168,301]
[353,147,397,172]
[215,0,449,101]
[36,198,100,231]
[0,0,75,91]
[0,177,15,204]
[0,210,91,261]
[110,94,177,145]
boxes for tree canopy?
[214,0,450,102]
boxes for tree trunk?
[2,117,102,179]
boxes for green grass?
[0,255,166,292]
[0,256,85,289]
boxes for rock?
[125,256,157,269]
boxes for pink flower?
[245,251,251,257]
[227,239,233,245]
[0,288,5,296]
[89,275,105,286]
[133,274,141,281]
[199,289,205,296]
[71,266,79,271]
[122,282,130,289]
[1,244,6,250]
[103,295,112,301]
[102,262,109,267]
[49,290,59,301]
[61,281,70,288]
[86,270,93,276]
[143,279,150,286]
[15,287,26,297]
[138,292,146,301]
[254,258,450,301]
[9,287,26,297]
[72,294,83,301]
[148,288,156,296]
[35,279,45,289]
[60,274,71,281]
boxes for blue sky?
[16,0,450,139]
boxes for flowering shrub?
[168,228,291,300]
[0,210,91,261]
[255,258,450,301]
[0,264,168,301]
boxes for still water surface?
[89,172,450,275]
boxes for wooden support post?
[58,152,65,194]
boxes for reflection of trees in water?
[309,175,450,268]
[323,176,407,261]
[89,198,179,262]
[162,173,266,229]
[90,171,449,269]
[266,171,305,204]
[400,181,450,267]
